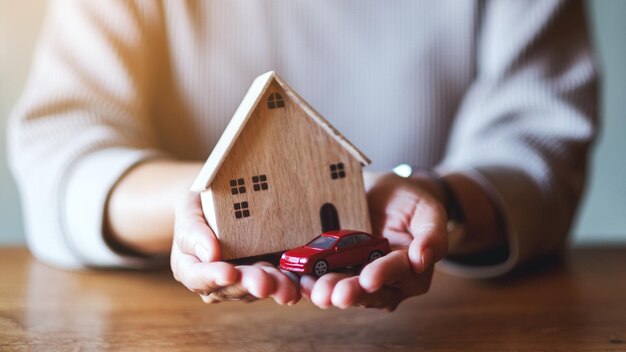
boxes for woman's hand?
[171,192,301,305]
[300,250,434,311]
[299,173,448,310]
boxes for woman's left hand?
[299,173,448,310]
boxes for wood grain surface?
[209,79,370,259]
[1,246,625,351]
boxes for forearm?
[106,160,203,255]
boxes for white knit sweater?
[8,0,598,277]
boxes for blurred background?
[1,1,625,246]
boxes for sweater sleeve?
[7,0,167,269]
[438,0,599,278]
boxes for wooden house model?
[191,71,372,260]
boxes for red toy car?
[279,230,391,276]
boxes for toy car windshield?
[305,235,336,249]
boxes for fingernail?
[421,247,434,272]
[195,244,210,262]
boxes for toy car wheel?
[313,260,328,276]
[368,251,383,262]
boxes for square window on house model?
[329,163,346,180]
[267,92,285,109]
[252,175,269,191]
[233,201,250,219]
[230,178,246,195]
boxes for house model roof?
[191,71,371,192]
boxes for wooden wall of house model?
[191,71,372,260]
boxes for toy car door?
[353,233,374,262]
[331,235,360,267]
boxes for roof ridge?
[191,71,370,192]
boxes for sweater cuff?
[436,166,543,278]
[62,147,168,268]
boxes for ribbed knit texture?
[7,0,598,276]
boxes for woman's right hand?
[170,192,301,304]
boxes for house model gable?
[192,71,372,260]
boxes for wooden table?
[1,247,625,351]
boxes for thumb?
[407,197,448,273]
[174,192,222,262]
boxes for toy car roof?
[319,229,366,238]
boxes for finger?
[408,240,434,274]
[200,294,221,304]
[330,276,365,309]
[257,266,301,305]
[170,241,183,281]
[174,192,221,262]
[174,190,206,221]
[202,263,281,302]
[408,197,447,273]
[238,266,275,299]
[354,286,404,312]
[261,262,302,295]
[359,250,411,293]
[179,259,239,294]
[172,244,199,284]
[281,270,301,288]
[310,273,349,309]
[379,229,413,250]
[207,285,257,302]
[299,275,317,300]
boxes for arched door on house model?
[320,203,340,233]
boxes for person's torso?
[153,0,478,170]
